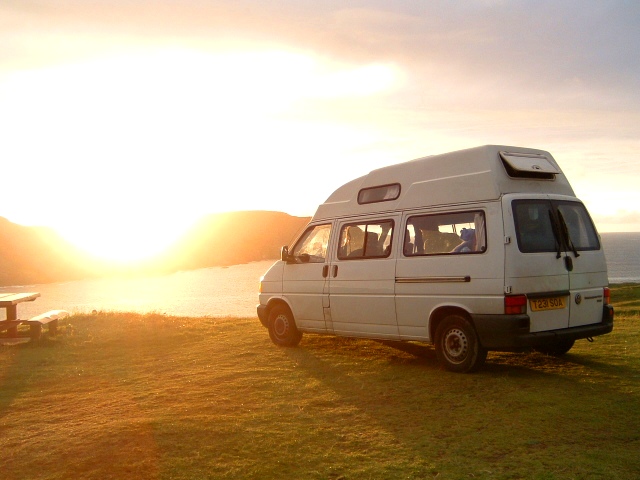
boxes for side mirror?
[281,246,291,262]
[299,253,310,263]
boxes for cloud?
[4,1,639,110]
[592,210,640,233]
[1,0,639,234]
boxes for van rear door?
[554,200,608,328]
[506,196,606,333]
[507,197,570,332]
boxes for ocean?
[1,232,638,319]
[600,232,640,284]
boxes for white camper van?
[257,145,614,372]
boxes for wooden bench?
[26,310,69,340]
[0,320,24,337]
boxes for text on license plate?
[530,296,567,312]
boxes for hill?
[157,210,309,271]
[0,217,104,286]
[0,211,309,286]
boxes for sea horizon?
[1,232,638,319]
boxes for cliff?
[0,211,309,286]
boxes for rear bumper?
[472,305,614,350]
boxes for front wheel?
[435,314,487,373]
[268,305,302,347]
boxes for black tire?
[268,305,302,347]
[435,314,487,373]
[536,339,575,356]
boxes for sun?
[55,213,196,263]
[1,47,401,263]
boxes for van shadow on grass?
[291,334,638,378]
[375,340,437,363]
[484,341,640,381]
[281,335,640,478]
[300,335,638,379]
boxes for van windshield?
[513,200,600,253]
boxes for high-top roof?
[312,145,575,221]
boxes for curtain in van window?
[474,213,486,252]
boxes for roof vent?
[500,151,558,180]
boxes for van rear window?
[404,211,486,256]
[512,200,600,253]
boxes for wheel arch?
[429,305,474,344]
[264,297,294,321]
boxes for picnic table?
[0,292,68,343]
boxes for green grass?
[1,284,639,479]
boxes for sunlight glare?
[0,48,402,262]
[55,212,199,263]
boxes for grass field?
[1,284,639,479]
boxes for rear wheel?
[435,314,487,373]
[268,305,302,347]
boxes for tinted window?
[512,201,558,252]
[512,200,600,253]
[338,220,394,259]
[404,211,486,256]
[556,201,600,250]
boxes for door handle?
[332,265,338,277]
[564,256,573,272]
[322,265,329,278]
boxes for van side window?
[338,221,394,259]
[404,211,486,256]
[357,183,401,204]
[291,224,331,263]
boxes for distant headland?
[0,211,309,287]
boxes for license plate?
[530,296,567,312]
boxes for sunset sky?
[1,1,639,261]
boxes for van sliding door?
[327,217,399,339]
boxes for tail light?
[603,287,610,305]
[505,294,527,315]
